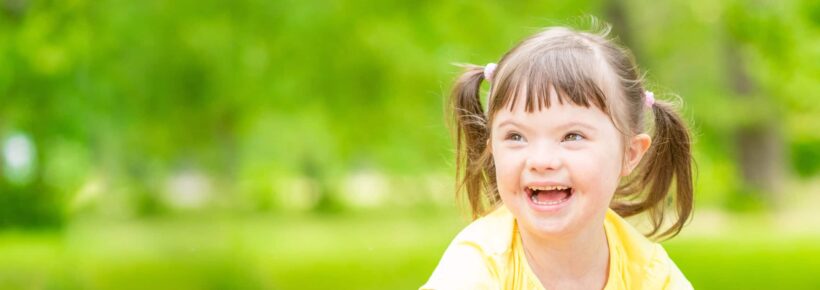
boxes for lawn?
[1,208,819,290]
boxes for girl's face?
[490,91,646,239]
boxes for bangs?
[488,37,613,115]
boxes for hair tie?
[484,63,497,83]
[644,91,655,108]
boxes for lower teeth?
[530,192,570,205]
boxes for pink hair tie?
[484,63,497,83]
[644,91,655,108]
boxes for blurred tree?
[0,0,817,227]
[604,0,639,58]
[723,35,785,204]
[721,0,799,206]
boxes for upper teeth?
[529,185,569,191]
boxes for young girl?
[422,24,694,290]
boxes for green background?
[0,0,818,289]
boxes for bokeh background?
[1,0,818,289]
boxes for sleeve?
[419,240,499,290]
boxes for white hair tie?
[644,91,655,108]
[483,63,497,83]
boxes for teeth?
[528,185,569,191]
[530,193,569,205]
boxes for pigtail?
[614,99,694,239]
[449,65,496,219]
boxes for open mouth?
[525,185,573,206]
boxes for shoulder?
[645,244,693,289]
[452,205,517,255]
[604,209,658,262]
[604,209,693,289]
[420,206,516,290]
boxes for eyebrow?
[496,119,598,132]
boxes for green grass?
[666,237,820,289]
[1,209,819,289]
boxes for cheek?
[569,147,623,194]
[492,146,523,193]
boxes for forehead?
[491,91,614,130]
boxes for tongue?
[533,189,570,203]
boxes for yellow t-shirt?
[420,206,692,290]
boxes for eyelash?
[504,132,586,142]
[505,132,525,142]
[563,132,585,142]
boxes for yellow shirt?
[420,206,692,290]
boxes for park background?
[1,0,819,289]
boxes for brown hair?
[448,23,693,239]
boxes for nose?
[527,143,562,173]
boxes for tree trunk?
[723,32,785,204]
[604,0,640,59]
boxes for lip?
[523,181,574,213]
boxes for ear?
[621,133,651,176]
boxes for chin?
[502,183,613,239]
[523,210,577,237]
[506,199,571,238]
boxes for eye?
[505,132,525,142]
[562,132,585,142]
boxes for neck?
[519,215,610,288]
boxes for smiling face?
[490,90,627,239]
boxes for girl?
[421,23,694,290]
